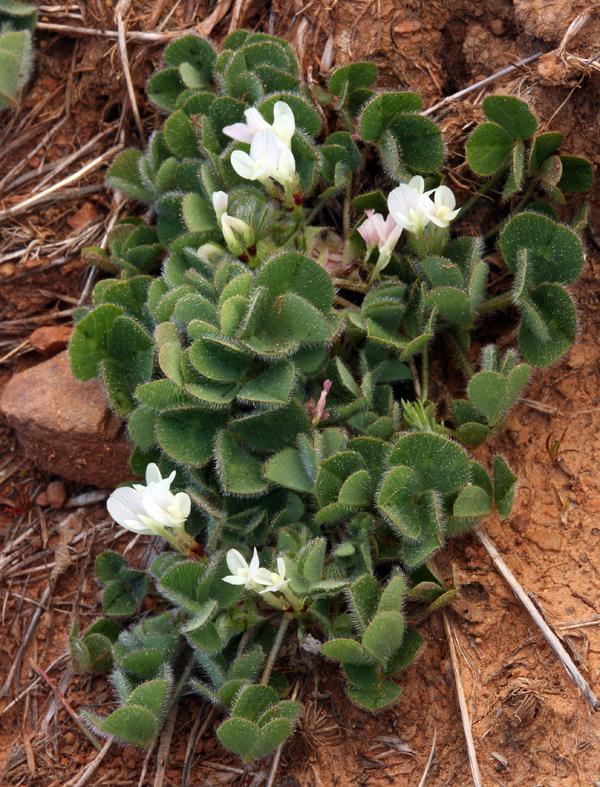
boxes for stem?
[456,170,505,221]
[261,614,292,685]
[421,346,429,402]
[445,333,473,381]
[483,174,540,240]
[477,290,514,316]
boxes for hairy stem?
[421,345,430,402]
[261,613,292,685]
[477,290,515,316]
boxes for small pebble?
[46,480,67,508]
[490,18,504,35]
[64,732,75,745]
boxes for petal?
[250,129,280,163]
[231,150,257,180]
[172,492,191,519]
[226,549,248,574]
[277,557,286,578]
[254,567,275,585]
[249,547,260,574]
[222,123,254,144]
[435,185,455,210]
[122,517,156,535]
[244,107,270,133]
[275,144,296,181]
[212,190,228,222]
[107,486,145,527]
[273,102,295,146]
[223,575,248,585]
[408,175,425,193]
[145,463,162,484]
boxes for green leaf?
[557,155,593,193]
[69,304,122,380]
[376,465,422,540]
[263,448,314,493]
[157,408,227,466]
[164,34,216,80]
[95,550,127,583]
[229,404,309,453]
[252,718,293,759]
[216,431,269,497]
[237,362,296,407]
[466,122,512,175]
[389,114,444,174]
[389,432,470,493]
[345,574,381,633]
[106,150,154,202]
[163,110,198,158]
[453,484,492,519]
[148,67,185,112]
[97,706,157,747]
[321,638,375,666]
[499,212,584,286]
[347,680,402,712]
[359,92,422,141]
[217,717,259,759]
[528,131,564,175]
[493,455,517,518]
[256,251,334,312]
[232,684,278,720]
[258,93,321,137]
[483,95,537,140]
[518,283,577,367]
[362,611,405,667]
[329,62,377,95]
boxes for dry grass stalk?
[442,612,483,787]
[476,526,600,711]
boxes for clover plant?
[0,0,36,108]
[68,31,590,764]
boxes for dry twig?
[442,612,483,787]
[476,526,600,711]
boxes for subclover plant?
[0,0,36,108]
[68,31,591,764]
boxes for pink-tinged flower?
[306,380,332,425]
[358,210,403,255]
[223,101,295,148]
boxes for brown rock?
[29,325,72,355]
[394,19,421,34]
[0,351,135,487]
[46,480,67,508]
[67,202,101,230]
[490,18,504,35]
[527,524,562,552]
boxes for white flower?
[211,190,228,225]
[223,101,295,149]
[388,176,435,234]
[222,548,264,589]
[428,185,460,228]
[230,129,296,190]
[107,463,191,536]
[255,557,289,594]
[211,190,252,253]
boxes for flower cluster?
[227,101,297,199]
[359,176,460,276]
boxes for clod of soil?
[0,351,134,487]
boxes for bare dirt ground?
[0,1,599,784]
